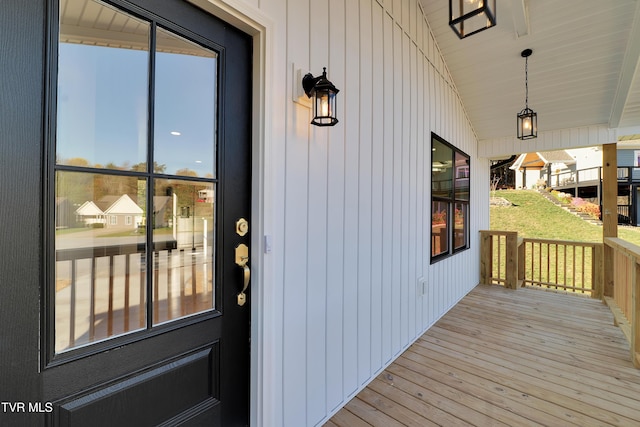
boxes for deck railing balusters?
[481,231,601,295]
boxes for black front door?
[5,0,251,425]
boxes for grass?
[490,189,640,246]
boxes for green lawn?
[490,189,640,246]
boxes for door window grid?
[53,0,219,353]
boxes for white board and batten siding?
[197,0,489,425]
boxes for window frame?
[430,133,470,263]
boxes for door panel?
[45,0,252,425]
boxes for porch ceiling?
[420,0,640,142]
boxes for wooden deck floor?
[325,284,640,427]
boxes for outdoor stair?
[538,190,602,226]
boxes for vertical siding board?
[421,54,430,326]
[415,38,425,333]
[283,0,310,424]
[342,0,360,397]
[408,40,418,339]
[381,10,394,365]
[357,0,373,385]
[391,21,403,354]
[401,32,411,344]
[326,0,346,413]
[307,0,329,423]
[370,0,385,374]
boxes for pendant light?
[517,49,537,140]
[449,0,496,39]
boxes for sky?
[56,41,217,178]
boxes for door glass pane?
[55,171,147,352]
[57,0,150,171]
[154,28,217,178]
[152,179,215,324]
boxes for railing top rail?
[522,237,601,248]
[604,237,640,262]
[480,230,518,237]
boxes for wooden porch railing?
[603,237,640,367]
[481,230,640,368]
[56,241,212,352]
[480,230,602,296]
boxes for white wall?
[197,0,489,425]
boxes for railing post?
[505,232,518,289]
[602,143,618,297]
[480,231,491,285]
[634,261,640,368]
[592,243,603,299]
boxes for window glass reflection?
[57,0,149,170]
[55,171,147,352]
[154,28,217,177]
[431,201,449,256]
[152,179,215,324]
[432,139,453,198]
[454,203,467,250]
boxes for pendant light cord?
[525,56,529,109]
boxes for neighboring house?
[3,0,640,426]
[510,150,577,189]
[512,143,640,225]
[74,200,105,227]
[100,194,143,229]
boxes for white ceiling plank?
[610,0,640,128]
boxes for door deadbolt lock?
[236,218,249,237]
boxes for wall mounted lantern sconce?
[449,0,496,39]
[302,67,339,127]
[517,48,537,140]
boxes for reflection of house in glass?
[74,195,144,229]
[75,195,174,229]
[197,187,214,203]
[75,200,105,227]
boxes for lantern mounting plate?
[521,49,532,58]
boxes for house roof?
[102,194,143,215]
[510,150,576,171]
[420,0,640,142]
[75,200,104,216]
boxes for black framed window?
[431,133,470,262]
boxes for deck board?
[324,284,640,426]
